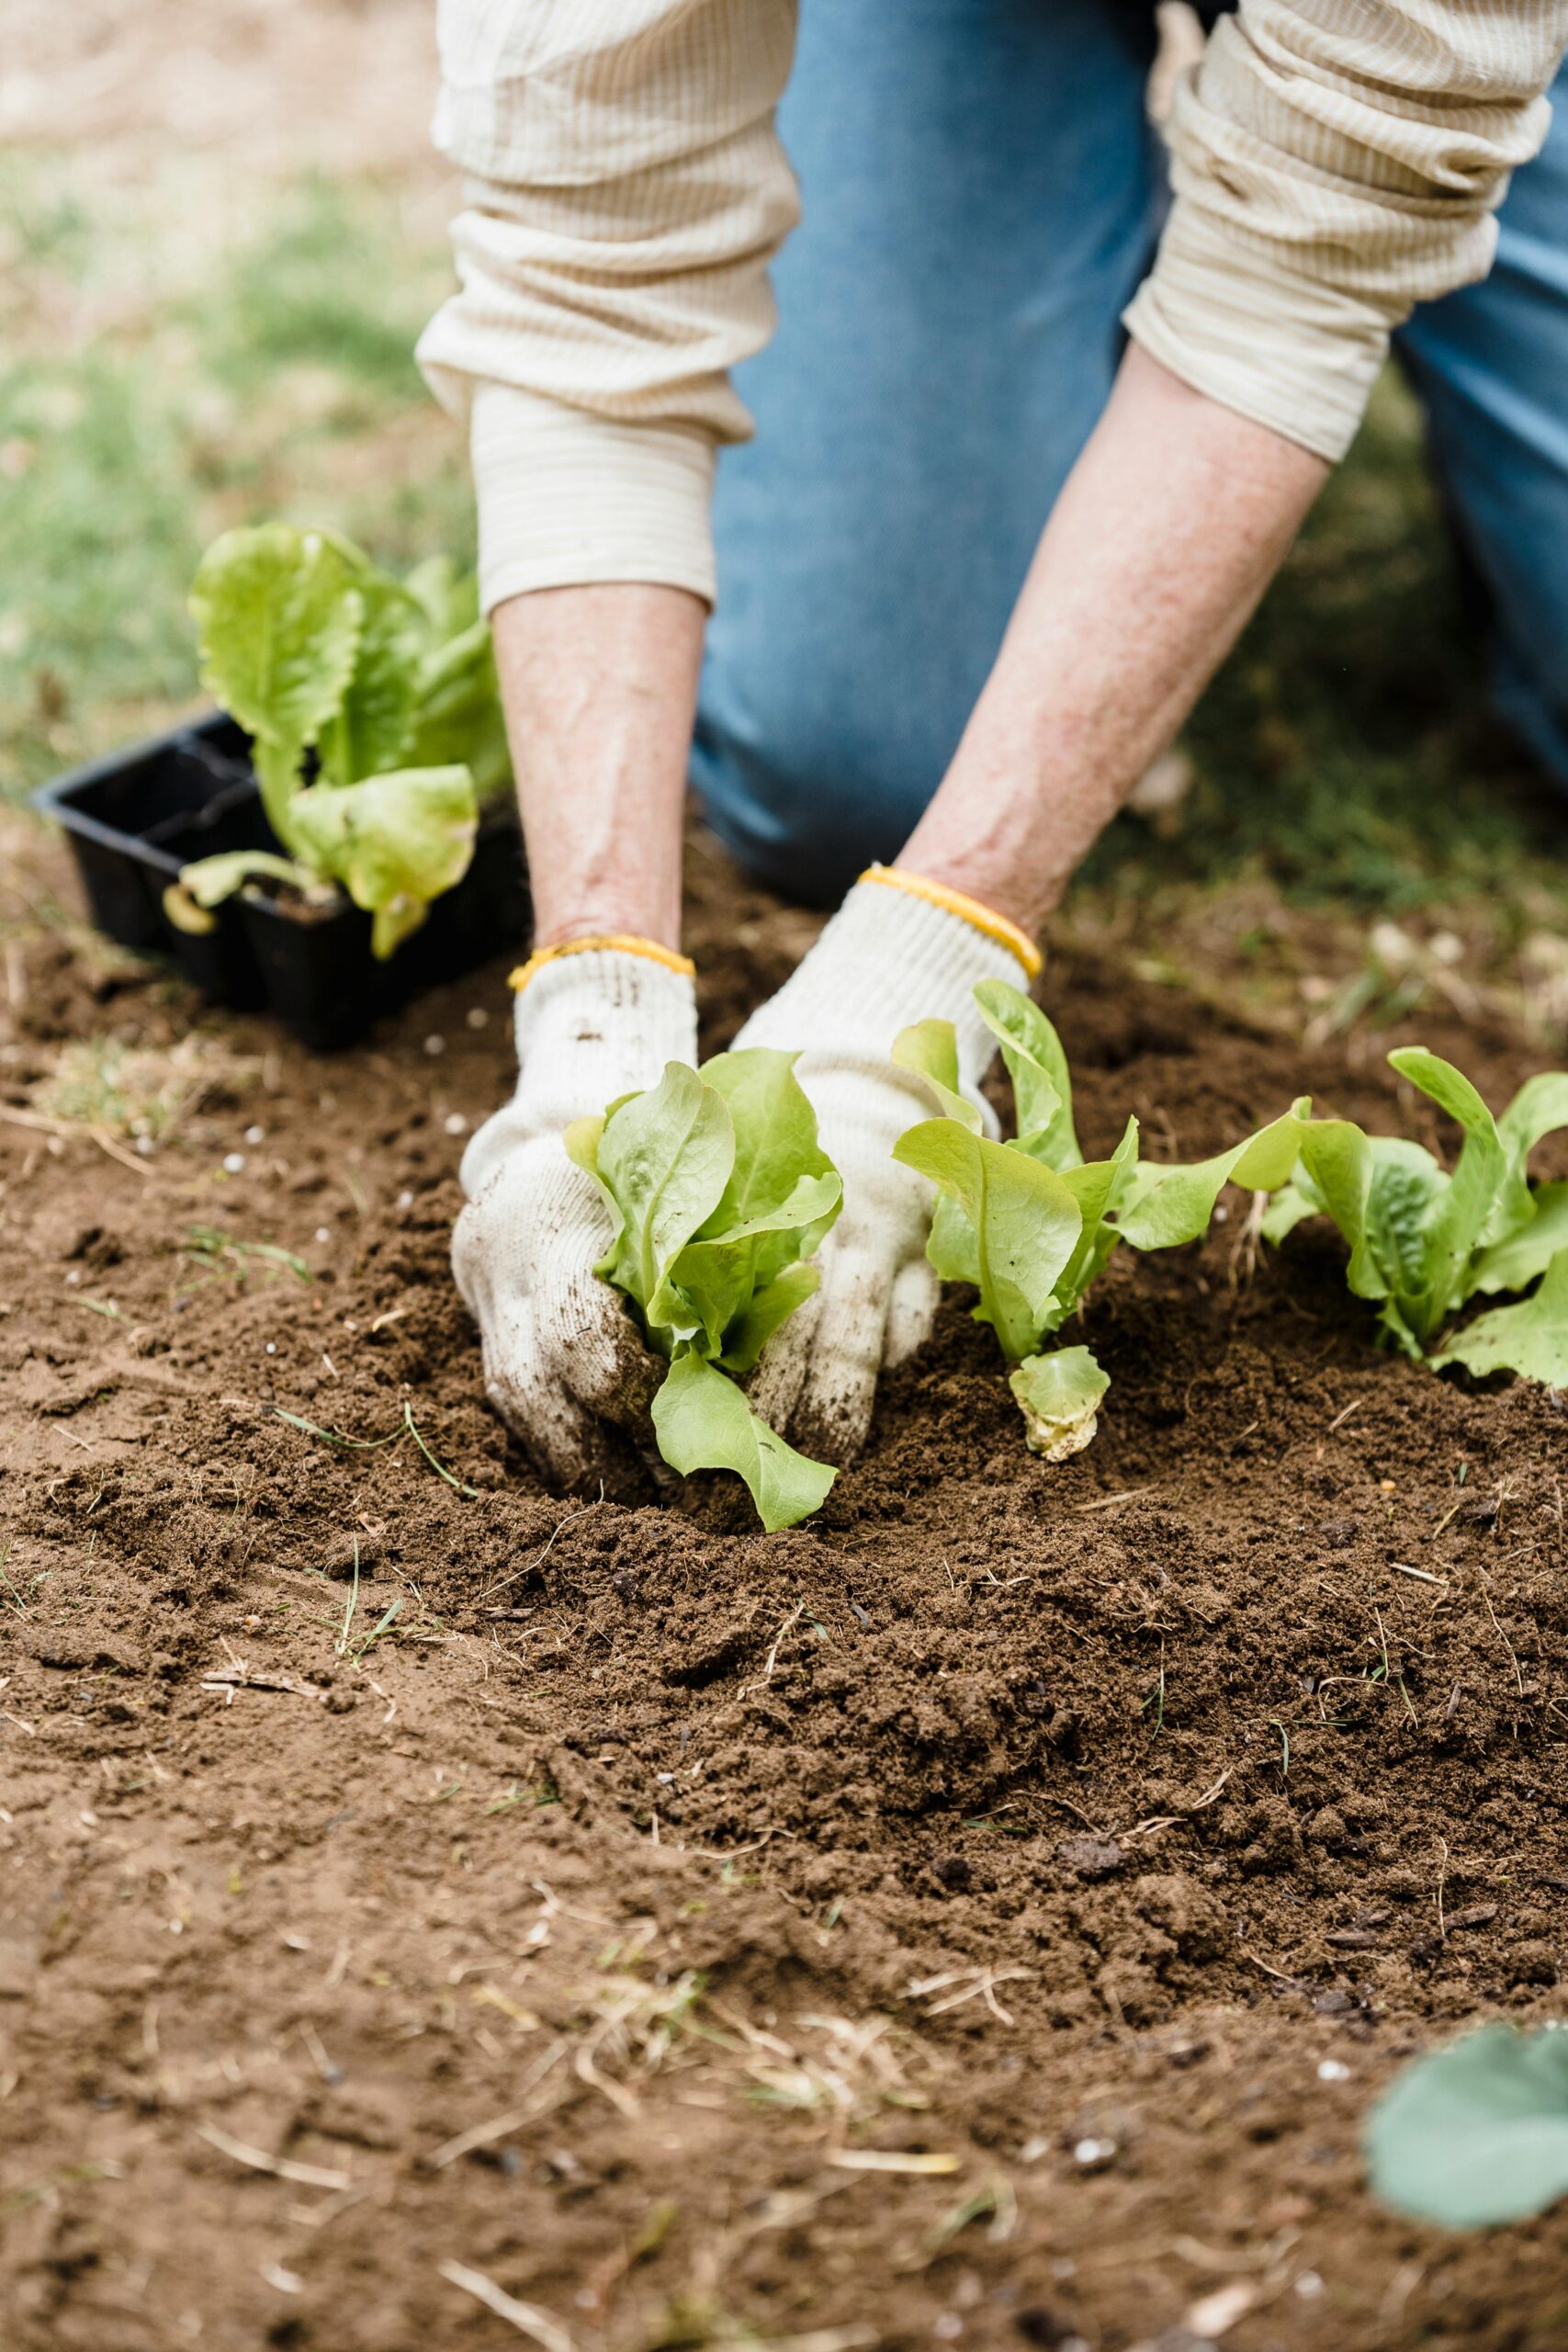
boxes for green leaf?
[402,555,479,639]
[973,978,1079,1165]
[406,615,512,798]
[1042,1119,1140,1329]
[170,848,320,911]
[892,1020,982,1132]
[1296,1121,1391,1305]
[718,1261,821,1374]
[894,1121,1082,1363]
[674,1170,842,1353]
[1116,1100,1311,1252]
[1432,1248,1568,1385]
[647,1049,840,1351]
[1009,1346,1110,1461]
[593,1063,735,1325]
[316,571,427,786]
[1388,1049,1506,1327]
[1366,2023,1568,2229]
[190,524,363,845]
[1498,1071,1568,1181]
[289,764,479,960]
[696,1050,839,1257]
[1472,1180,1568,1296]
[651,1350,835,1532]
[1260,1182,1316,1247]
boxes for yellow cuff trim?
[509,935,695,993]
[861,865,1043,978]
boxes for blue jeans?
[692,0,1568,901]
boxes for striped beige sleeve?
[1125,1,1568,462]
[416,0,800,611]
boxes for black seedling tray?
[34,714,530,1051]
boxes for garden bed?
[1,820,1564,2352]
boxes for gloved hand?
[453,940,697,1487]
[736,866,1039,1460]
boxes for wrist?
[462,946,698,1196]
[739,867,1037,1090]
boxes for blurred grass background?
[3,54,1566,967]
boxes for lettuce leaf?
[652,1349,837,1532]
[1010,1346,1110,1461]
[893,1118,1082,1364]
[288,764,479,960]
[315,571,426,786]
[570,1049,840,1531]
[1266,1047,1568,1374]
[1432,1247,1568,1385]
[190,525,363,846]
[894,983,1306,1453]
[187,523,511,943]
[1366,2023,1568,2230]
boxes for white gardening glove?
[453,942,697,1488]
[736,867,1039,1460]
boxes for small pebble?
[64,1269,80,1285]
[467,1005,490,1029]
[423,1034,446,1057]
[1316,2059,1350,2082]
[397,1189,415,1210]
[1212,1203,1228,1224]
[1072,2136,1118,2171]
[222,1152,245,1174]
[134,1135,154,1157]
[244,1125,265,1145]
[314,1227,331,1243]
[444,1112,468,1136]
[1295,2273,1325,2300]
[265,1343,277,1356]
[933,2317,963,2341]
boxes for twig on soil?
[741,1600,806,1695]
[1478,1575,1525,1697]
[194,2121,350,2191]
[1325,1396,1364,1432]
[199,1667,326,1702]
[0,1102,152,1177]
[905,1967,1032,2026]
[1238,1948,1309,1989]
[1436,1838,1450,1941]
[827,2150,961,2177]
[336,1536,361,1656]
[436,2261,575,2352]
[1388,1561,1445,1586]
[1074,1487,1156,1513]
[480,1489,605,1601]
[425,2043,568,2168]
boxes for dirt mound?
[2,820,1565,2351]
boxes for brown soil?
[3,816,1566,2352]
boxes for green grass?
[204,178,438,405]
[0,168,470,799]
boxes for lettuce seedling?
[565,1049,843,1532]
[165,526,510,958]
[1263,1049,1568,1374]
[892,981,1309,1457]
[1367,2023,1568,2229]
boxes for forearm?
[492,583,705,952]
[900,345,1326,935]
